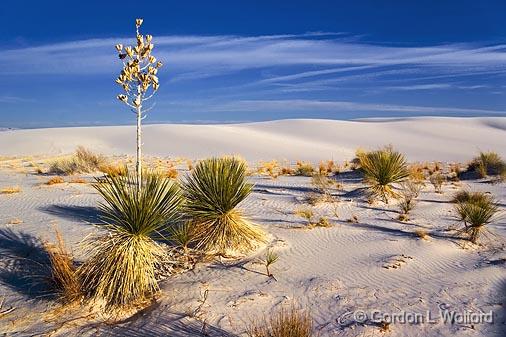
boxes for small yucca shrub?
[183,157,265,255]
[78,171,182,309]
[359,147,409,203]
[470,151,506,179]
[454,192,499,243]
[247,306,312,337]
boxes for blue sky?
[1,0,506,127]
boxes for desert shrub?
[452,190,489,204]
[183,157,266,255]
[307,174,340,204]
[408,164,426,184]
[100,163,127,177]
[247,305,312,337]
[318,160,338,175]
[258,160,281,178]
[295,207,315,227]
[454,192,499,243]
[44,229,81,303]
[413,229,429,240]
[78,172,182,309]
[429,172,445,193]
[46,176,65,185]
[294,161,314,176]
[398,180,422,219]
[49,146,107,175]
[359,147,409,203]
[469,151,506,180]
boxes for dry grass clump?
[397,180,422,221]
[408,164,426,184]
[100,163,127,177]
[358,146,409,203]
[414,229,429,240]
[469,151,506,180]
[453,191,499,243]
[318,160,339,175]
[307,174,340,204]
[294,161,314,176]
[44,229,82,303]
[69,177,87,184]
[183,157,266,256]
[429,172,445,193]
[46,176,65,185]
[247,305,313,337]
[257,160,281,178]
[77,172,182,309]
[1,186,21,194]
[49,146,107,175]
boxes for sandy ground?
[0,117,505,336]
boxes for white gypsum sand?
[0,117,504,337]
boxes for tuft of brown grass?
[166,166,178,179]
[469,151,506,180]
[100,163,127,177]
[46,176,65,185]
[1,186,21,194]
[414,229,429,240]
[429,172,445,193]
[247,305,312,337]
[44,229,82,303]
[49,146,107,175]
[294,161,314,176]
[257,160,281,178]
[7,218,23,225]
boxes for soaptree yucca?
[78,172,182,309]
[359,147,409,203]
[454,192,499,243]
[115,18,162,190]
[183,157,266,255]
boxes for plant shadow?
[40,204,102,224]
[0,228,53,300]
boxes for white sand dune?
[1,117,506,162]
[0,117,505,336]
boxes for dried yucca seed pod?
[136,18,143,27]
[115,44,123,52]
[117,94,127,102]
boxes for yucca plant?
[470,151,506,179]
[359,147,409,203]
[454,192,499,243]
[78,171,182,309]
[182,157,266,255]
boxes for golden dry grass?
[247,305,313,337]
[414,229,429,240]
[69,177,87,184]
[46,176,65,185]
[44,229,82,303]
[99,163,127,177]
[1,186,21,194]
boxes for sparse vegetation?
[453,191,499,243]
[46,176,65,185]
[77,171,182,309]
[247,305,312,337]
[294,161,314,176]
[307,173,340,204]
[295,207,315,227]
[100,163,127,177]
[264,249,279,278]
[358,146,409,203]
[257,160,281,178]
[1,186,21,194]
[183,157,266,255]
[49,146,107,175]
[43,229,82,303]
[429,172,445,193]
[398,180,422,220]
[469,151,506,180]
[414,229,429,240]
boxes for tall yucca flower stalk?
[78,172,181,309]
[183,157,266,255]
[359,147,409,203]
[115,19,162,191]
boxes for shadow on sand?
[0,228,53,299]
[40,204,102,224]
